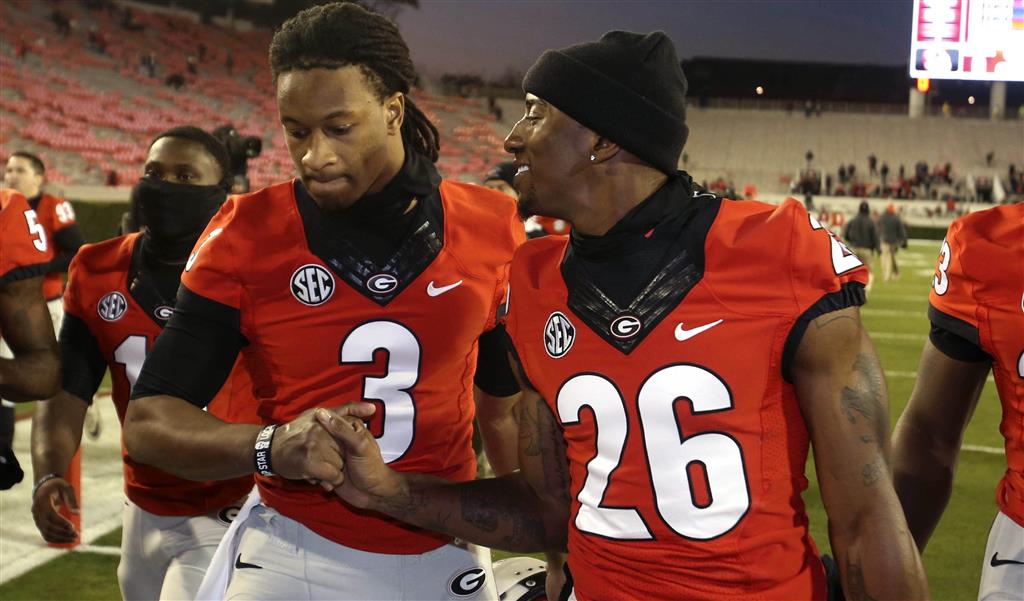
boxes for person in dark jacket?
[843,201,879,292]
[878,203,908,281]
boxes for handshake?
[265,402,397,509]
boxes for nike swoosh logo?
[235,553,263,570]
[991,552,1024,567]
[426,280,463,297]
[674,319,724,341]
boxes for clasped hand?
[268,402,376,492]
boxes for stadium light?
[968,95,976,104]
[755,86,764,95]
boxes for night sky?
[396,0,915,79]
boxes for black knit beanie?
[523,31,688,175]
[483,161,517,187]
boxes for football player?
[123,4,523,600]
[321,31,930,601]
[893,202,1023,600]
[3,152,86,487]
[0,188,59,401]
[3,152,85,345]
[30,127,261,600]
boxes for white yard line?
[0,393,125,585]
[962,444,1004,455]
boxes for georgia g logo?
[544,311,575,358]
[97,292,128,322]
[366,273,399,294]
[448,567,487,598]
[610,314,642,339]
[290,264,335,307]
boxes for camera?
[212,124,263,179]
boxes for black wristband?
[32,473,63,499]
[254,425,278,477]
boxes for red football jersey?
[929,203,1024,526]
[63,234,258,516]
[1,189,52,285]
[32,193,77,300]
[505,199,868,600]
[182,179,524,553]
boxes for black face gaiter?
[131,177,226,262]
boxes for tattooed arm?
[892,340,990,551]
[319,359,571,553]
[792,307,929,601]
[0,275,60,402]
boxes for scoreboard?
[910,0,1024,81]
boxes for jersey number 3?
[558,364,751,541]
[339,321,420,464]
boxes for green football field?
[0,240,1006,600]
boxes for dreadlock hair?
[269,2,440,163]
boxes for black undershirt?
[564,173,706,309]
[132,150,519,406]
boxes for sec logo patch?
[544,311,575,358]
[291,264,335,307]
[448,567,487,597]
[97,292,128,322]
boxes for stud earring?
[590,154,596,162]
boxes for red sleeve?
[929,218,978,328]
[789,199,869,313]
[0,190,52,284]
[181,199,243,310]
[41,194,77,234]
[486,210,527,330]
[927,217,986,351]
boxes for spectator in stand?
[843,201,879,293]
[15,37,28,60]
[165,73,185,90]
[880,162,890,189]
[51,9,71,38]
[985,151,995,167]
[878,203,908,282]
[838,164,847,184]
[225,51,234,75]
[868,154,878,176]
[186,56,198,76]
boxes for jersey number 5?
[23,209,47,253]
[339,321,420,464]
[558,364,751,541]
